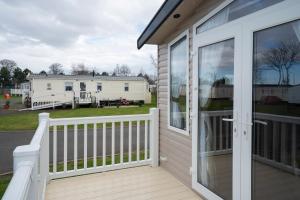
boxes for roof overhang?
[137,0,205,49]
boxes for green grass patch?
[0,94,157,131]
[0,174,12,199]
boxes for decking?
[46,166,202,200]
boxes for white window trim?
[193,0,234,36]
[124,83,129,92]
[167,29,190,136]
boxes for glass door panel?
[252,19,300,200]
[198,39,235,200]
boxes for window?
[196,0,284,34]
[65,82,73,91]
[97,83,102,91]
[168,31,189,134]
[47,83,51,90]
[80,82,86,91]
[124,83,129,91]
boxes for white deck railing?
[2,108,159,200]
[202,110,300,175]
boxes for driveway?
[0,125,146,174]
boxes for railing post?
[39,113,50,183]
[150,108,159,167]
[13,145,39,200]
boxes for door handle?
[254,120,268,126]
[222,118,234,122]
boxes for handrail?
[49,113,151,126]
[2,163,33,200]
[2,113,50,200]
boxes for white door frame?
[191,1,300,200]
[192,22,243,200]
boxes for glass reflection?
[252,20,300,200]
[170,36,187,130]
[198,39,234,200]
[197,0,284,34]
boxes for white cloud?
[0,0,163,75]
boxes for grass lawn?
[0,95,157,131]
[0,174,12,199]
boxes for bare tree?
[48,63,64,75]
[262,41,300,85]
[150,54,158,68]
[71,63,91,75]
[113,64,131,76]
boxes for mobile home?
[26,74,151,108]
[138,0,300,200]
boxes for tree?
[101,72,109,76]
[71,63,90,75]
[48,63,64,75]
[150,54,158,69]
[137,73,144,77]
[13,67,26,86]
[23,68,32,76]
[113,64,131,76]
[262,41,300,85]
[0,67,11,87]
[39,70,47,75]
[0,59,17,75]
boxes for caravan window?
[124,83,129,91]
[65,82,73,91]
[97,83,102,91]
[47,83,51,90]
[196,0,284,34]
[168,31,189,135]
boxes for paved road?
[0,126,147,174]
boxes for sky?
[0,0,164,75]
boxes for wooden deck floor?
[46,166,203,200]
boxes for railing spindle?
[213,116,216,151]
[64,125,67,172]
[129,121,132,162]
[53,126,57,173]
[272,122,278,161]
[219,116,223,150]
[84,123,87,169]
[280,123,286,164]
[93,123,97,168]
[292,124,297,168]
[263,121,268,158]
[225,115,229,149]
[137,121,140,161]
[74,124,78,171]
[120,121,124,164]
[112,122,115,165]
[145,120,148,160]
[103,123,106,167]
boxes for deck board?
[46,166,203,200]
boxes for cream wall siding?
[31,79,151,103]
[157,0,225,188]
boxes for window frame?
[167,29,190,136]
[65,82,73,91]
[47,83,52,90]
[193,0,234,35]
[124,83,129,92]
[97,82,102,92]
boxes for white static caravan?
[27,74,151,107]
